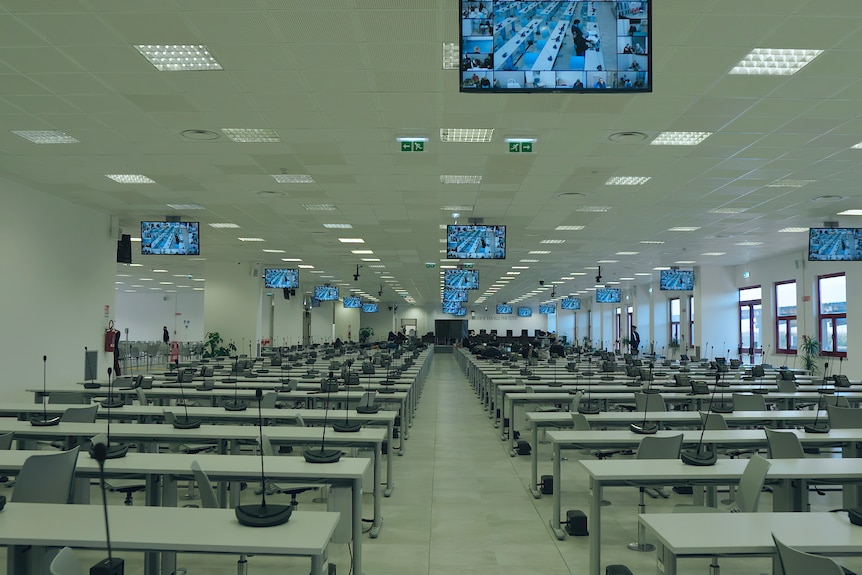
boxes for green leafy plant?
[204,331,236,358]
[799,335,821,376]
[358,327,374,344]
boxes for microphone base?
[222,378,237,384]
[100,399,124,409]
[303,448,342,464]
[235,503,293,527]
[818,389,835,395]
[356,405,380,414]
[333,421,362,433]
[752,389,769,394]
[681,449,717,466]
[30,416,60,427]
[172,417,202,429]
[711,403,734,414]
[642,389,659,394]
[195,385,214,392]
[804,423,830,434]
[223,400,249,412]
[83,382,101,389]
[630,423,658,434]
[89,442,129,459]
[578,402,600,415]
[624,381,641,387]
[90,556,124,575]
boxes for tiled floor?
[8,353,862,574]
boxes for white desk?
[532,21,568,70]
[493,18,541,70]
[0,502,338,575]
[640,511,862,575]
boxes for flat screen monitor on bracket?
[596,288,621,303]
[446,225,506,259]
[517,307,532,317]
[808,227,862,261]
[141,221,200,255]
[343,297,362,309]
[313,286,339,301]
[561,297,581,310]
[264,268,299,289]
[496,304,513,314]
[444,269,480,290]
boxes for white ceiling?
[2,0,862,306]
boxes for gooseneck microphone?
[631,364,658,434]
[89,369,129,459]
[172,369,201,429]
[223,361,249,412]
[101,366,124,409]
[304,372,342,463]
[235,389,293,527]
[31,355,60,427]
[92,441,125,573]
[681,377,721,466]
[578,356,600,414]
[333,371,360,433]
[712,368,733,414]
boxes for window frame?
[774,279,797,355]
[817,272,847,358]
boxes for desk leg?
[529,425,540,498]
[369,444,384,538]
[589,477,602,575]
[391,420,403,461]
[385,437,395,497]
[351,477,363,574]
[550,443,565,540]
[655,540,676,575]
[401,399,410,439]
[228,439,241,508]
[160,474,178,575]
[501,397,509,442]
[143,474,161,575]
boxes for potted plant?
[203,331,236,358]
[358,327,374,344]
[799,335,821,376]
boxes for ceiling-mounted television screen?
[313,286,339,301]
[659,269,694,291]
[539,303,556,314]
[517,307,532,317]
[446,225,506,259]
[141,221,200,255]
[561,297,581,310]
[264,268,299,289]
[808,228,862,261]
[343,296,362,309]
[444,269,480,290]
[442,301,466,315]
[361,303,379,313]
[596,288,621,303]
[443,288,469,302]
[459,0,651,93]
[452,306,467,317]
[496,303,513,314]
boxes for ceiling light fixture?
[134,44,223,71]
[166,203,204,210]
[651,131,712,146]
[605,176,651,186]
[555,225,585,231]
[208,223,240,228]
[106,174,155,184]
[338,238,365,244]
[237,237,265,242]
[302,204,336,211]
[440,175,482,184]
[576,206,611,212]
[729,48,823,76]
[440,128,494,143]
[778,227,808,232]
[668,226,700,232]
[221,128,280,143]
[272,174,314,184]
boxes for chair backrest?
[569,390,583,412]
[772,534,844,575]
[571,413,591,430]
[60,404,98,423]
[0,431,14,451]
[826,404,862,428]
[48,392,87,405]
[636,434,683,459]
[735,454,771,512]
[50,547,83,575]
[824,395,850,408]
[634,392,666,413]
[776,380,797,393]
[751,365,765,378]
[260,392,278,409]
[12,447,80,504]
[732,393,767,411]
[190,461,219,509]
[136,387,149,405]
[701,412,728,430]
[259,434,276,457]
[765,429,805,459]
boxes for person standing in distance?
[163,326,170,344]
[630,325,641,356]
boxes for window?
[670,298,680,343]
[688,295,694,347]
[818,273,846,356]
[774,280,797,354]
[739,286,762,361]
[615,306,622,351]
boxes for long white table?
[640,511,862,575]
[1,502,338,575]
[582,458,862,575]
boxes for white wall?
[115,289,204,342]
[697,264,743,359]
[0,177,116,401]
[203,262,262,356]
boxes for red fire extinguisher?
[104,320,119,353]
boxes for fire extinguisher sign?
[104,305,110,318]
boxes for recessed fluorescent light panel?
[221,128,280,143]
[576,206,611,212]
[709,207,746,214]
[555,225,585,231]
[766,179,814,188]
[441,205,473,211]
[640,240,665,244]
[540,239,565,244]
[668,226,700,232]
[442,42,459,69]
[605,176,651,186]
[208,223,240,228]
[616,251,639,255]
[351,250,373,254]
[302,204,336,211]
[838,209,862,216]
[778,227,808,233]
[166,204,204,210]
[272,174,314,183]
[735,241,764,246]
[237,237,265,242]
[12,130,78,144]
[651,131,712,146]
[701,252,726,256]
[440,128,494,143]
[106,174,155,184]
[262,249,285,253]
[729,48,823,76]
[338,238,365,244]
[134,44,223,71]
[297,264,314,269]
[323,223,353,229]
[440,175,482,184]
[528,250,551,255]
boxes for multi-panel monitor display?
[342,296,362,309]
[313,286,339,301]
[596,288,621,303]
[561,297,581,310]
[361,303,379,313]
[264,268,299,289]
[442,301,466,315]
[443,289,469,302]
[141,221,200,255]
[446,225,506,259]
[496,304,513,314]
[539,303,556,314]
[452,306,467,317]
[808,228,862,261]
[444,269,480,290]
[460,1,651,93]
[517,307,532,317]
[659,269,694,291]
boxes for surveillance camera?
[596,275,602,283]
[353,274,360,281]
[539,279,545,286]
[187,274,193,280]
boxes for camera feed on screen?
[444,269,480,290]
[313,286,339,301]
[561,297,581,310]
[443,289,469,302]
[539,303,556,314]
[496,304,513,314]
[808,228,862,261]
[343,297,363,309]
[443,301,467,315]
[452,306,468,316]
[596,288,621,303]
[460,1,650,93]
[361,303,379,313]
[659,270,694,291]
[446,225,506,259]
[517,306,533,317]
[264,268,299,289]
[141,221,200,255]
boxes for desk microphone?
[89,369,128,459]
[172,371,201,429]
[101,366,124,409]
[642,362,658,394]
[681,379,722,466]
[31,355,60,427]
[712,369,733,414]
[304,373,342,464]
[804,391,830,433]
[235,389,293,527]
[578,356,599,414]
[223,371,248,412]
[333,371,361,433]
[91,441,125,574]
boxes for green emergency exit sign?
[508,141,533,153]
[401,141,425,152]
